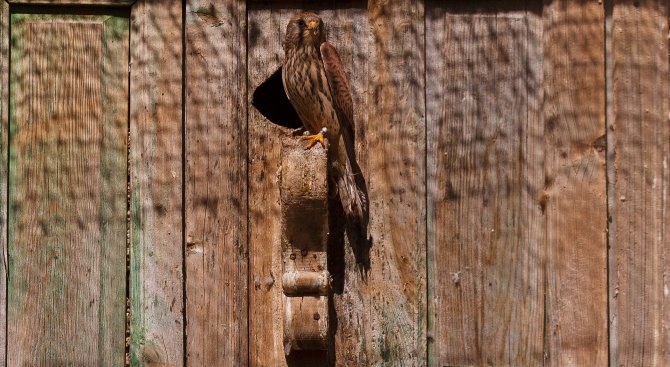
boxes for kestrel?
[282,12,369,255]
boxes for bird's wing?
[320,42,355,140]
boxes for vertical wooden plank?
[543,1,608,366]
[184,0,247,365]
[363,0,425,365]
[426,3,544,365]
[129,1,184,365]
[7,14,128,366]
[0,2,8,366]
[248,7,284,366]
[328,4,376,365]
[609,1,670,366]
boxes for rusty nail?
[290,253,296,260]
[301,249,308,256]
[313,312,320,320]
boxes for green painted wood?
[0,1,9,364]
[7,11,129,366]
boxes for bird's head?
[284,12,325,51]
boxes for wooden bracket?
[279,136,331,355]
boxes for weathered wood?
[247,6,287,366]
[608,1,670,366]
[426,3,544,365]
[326,6,374,366]
[0,2,9,366]
[7,13,128,366]
[129,1,183,365]
[280,137,330,354]
[361,1,426,365]
[8,0,134,5]
[247,4,374,366]
[184,0,247,366]
[543,1,608,366]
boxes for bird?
[282,12,370,268]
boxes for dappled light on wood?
[184,0,248,365]
[426,2,544,365]
[8,15,127,366]
[0,1,668,366]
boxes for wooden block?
[280,136,330,355]
[284,296,329,353]
[282,271,331,296]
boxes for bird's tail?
[333,142,371,271]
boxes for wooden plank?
[0,2,9,366]
[8,0,135,5]
[184,0,247,366]
[129,1,183,365]
[426,3,544,365]
[363,0,425,365]
[247,3,372,366]
[247,7,291,366]
[608,1,670,366]
[543,1,608,366]
[7,13,128,366]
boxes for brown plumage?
[282,12,370,267]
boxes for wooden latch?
[279,136,331,354]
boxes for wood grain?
[247,3,375,366]
[129,1,184,365]
[247,6,287,366]
[0,2,8,365]
[426,3,544,365]
[280,138,330,353]
[364,0,426,365]
[543,1,608,366]
[184,0,247,365]
[7,14,128,366]
[8,0,135,5]
[608,1,670,366]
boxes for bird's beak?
[307,20,318,31]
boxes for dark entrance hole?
[252,66,303,129]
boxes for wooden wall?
[247,1,424,365]
[0,0,668,366]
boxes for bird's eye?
[297,19,305,27]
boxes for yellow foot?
[298,127,327,149]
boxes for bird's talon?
[299,131,326,149]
